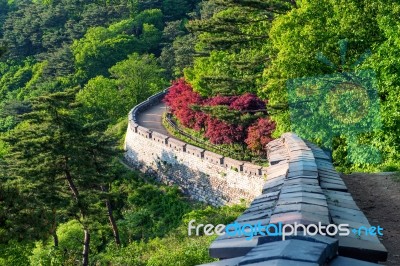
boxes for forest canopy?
[0,0,399,265]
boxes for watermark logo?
[188,220,383,241]
[287,40,382,164]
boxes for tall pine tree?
[2,88,121,265]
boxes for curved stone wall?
[124,89,267,206]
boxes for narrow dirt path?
[341,172,400,265]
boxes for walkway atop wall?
[136,101,170,136]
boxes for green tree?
[1,0,131,59]
[184,0,294,96]
[72,9,163,80]
[2,89,121,265]
[77,76,124,124]
[262,0,399,167]
[110,53,168,105]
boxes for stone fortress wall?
[124,90,388,265]
[124,88,267,206]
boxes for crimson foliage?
[164,79,275,151]
[205,117,244,144]
[163,79,203,128]
[204,93,265,111]
[245,118,276,154]
[230,93,266,111]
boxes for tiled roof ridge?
[200,133,387,266]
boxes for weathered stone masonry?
[124,89,266,206]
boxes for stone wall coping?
[151,131,169,139]
[243,162,263,169]
[205,132,388,265]
[224,157,244,166]
[204,150,224,159]
[167,137,187,147]
[186,144,205,153]
[136,125,152,134]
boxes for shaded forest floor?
[342,172,400,265]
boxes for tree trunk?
[82,228,90,266]
[106,199,121,246]
[51,209,58,247]
[64,169,79,200]
[64,157,90,265]
[101,185,121,246]
[52,231,59,247]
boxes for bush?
[29,220,102,265]
[164,79,274,150]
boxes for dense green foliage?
[183,0,400,171]
[1,0,400,264]
[0,0,227,265]
[259,0,400,170]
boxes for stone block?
[280,184,323,195]
[204,151,224,165]
[315,159,335,168]
[289,161,318,172]
[284,177,320,186]
[243,163,263,176]
[224,157,244,172]
[266,162,289,174]
[251,192,279,203]
[262,178,285,194]
[167,137,186,152]
[320,177,346,185]
[288,170,318,178]
[325,196,357,207]
[319,171,342,180]
[269,158,289,166]
[336,235,388,262]
[320,182,348,192]
[326,199,359,210]
[329,256,381,266]
[129,121,139,133]
[323,190,352,198]
[329,209,369,224]
[237,239,329,265]
[236,210,273,223]
[136,126,152,138]
[250,198,278,208]
[186,144,205,158]
[244,203,276,214]
[326,205,363,216]
[273,203,329,217]
[209,236,260,259]
[276,196,328,207]
[258,234,338,262]
[279,191,327,201]
[151,131,169,144]
[270,210,330,225]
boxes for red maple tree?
[205,117,244,144]
[163,79,203,128]
[245,118,276,154]
[164,79,275,150]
